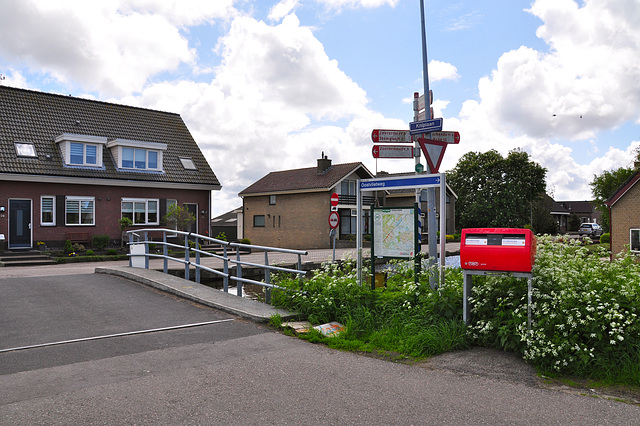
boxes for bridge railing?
[126,229,308,304]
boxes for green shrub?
[85,249,95,256]
[64,239,73,255]
[107,249,118,255]
[239,238,251,245]
[92,234,110,250]
[215,232,228,242]
[600,233,611,244]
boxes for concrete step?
[0,251,56,267]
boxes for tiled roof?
[605,170,640,207]
[239,162,372,195]
[0,85,220,188]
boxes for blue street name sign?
[409,118,443,135]
[360,174,441,191]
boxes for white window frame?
[15,142,37,158]
[55,134,106,167]
[106,139,166,172]
[121,198,160,225]
[630,229,640,252]
[40,196,56,226]
[65,196,95,226]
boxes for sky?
[1,0,639,217]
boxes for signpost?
[417,138,447,173]
[372,145,414,159]
[330,193,339,206]
[328,211,340,229]
[371,129,412,143]
[426,131,460,144]
[409,118,443,135]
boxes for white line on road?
[0,318,236,354]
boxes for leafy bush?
[468,235,640,383]
[600,232,611,244]
[215,232,228,242]
[85,249,94,256]
[106,249,118,255]
[92,234,110,250]
[64,239,73,255]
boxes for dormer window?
[55,134,107,167]
[107,138,167,172]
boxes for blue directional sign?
[409,118,443,135]
[360,174,441,192]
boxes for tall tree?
[590,166,637,232]
[447,149,547,230]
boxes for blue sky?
[1,0,639,216]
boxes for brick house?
[604,170,640,256]
[0,86,220,250]
[239,155,375,249]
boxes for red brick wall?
[0,181,211,248]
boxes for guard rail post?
[236,250,243,297]
[298,254,303,288]
[264,251,271,304]
[163,232,168,273]
[223,245,229,291]
[184,234,190,281]
[195,235,201,284]
[144,231,149,269]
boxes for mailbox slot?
[460,228,536,273]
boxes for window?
[55,134,106,167]
[121,147,161,171]
[121,198,159,225]
[41,196,55,226]
[341,180,356,195]
[15,142,37,158]
[253,215,265,227]
[66,197,95,225]
[180,157,197,170]
[269,195,276,205]
[631,229,640,252]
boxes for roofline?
[0,173,221,191]
[605,171,640,207]
[241,188,326,197]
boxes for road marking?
[0,318,235,354]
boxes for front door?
[9,199,32,249]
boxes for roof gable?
[239,162,373,195]
[605,170,640,207]
[0,86,220,188]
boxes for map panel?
[372,208,415,258]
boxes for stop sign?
[330,193,339,207]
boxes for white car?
[578,223,602,237]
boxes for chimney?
[317,152,332,174]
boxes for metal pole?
[420,0,437,289]
[356,179,363,287]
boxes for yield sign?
[417,138,447,173]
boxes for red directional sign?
[372,145,414,159]
[371,129,412,144]
[328,211,340,229]
[330,193,339,206]
[428,131,460,144]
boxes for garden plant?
[271,236,640,388]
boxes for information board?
[372,207,416,258]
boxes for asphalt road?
[1,270,639,424]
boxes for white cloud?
[0,0,237,97]
[316,0,399,11]
[268,0,300,22]
[429,60,460,83]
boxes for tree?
[590,166,637,232]
[447,149,547,230]
[163,204,196,232]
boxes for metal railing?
[126,229,308,304]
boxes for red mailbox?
[460,228,536,273]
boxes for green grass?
[271,238,640,390]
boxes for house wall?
[243,192,330,249]
[610,183,640,256]
[0,181,210,248]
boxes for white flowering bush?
[469,235,640,381]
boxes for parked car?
[578,223,602,237]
